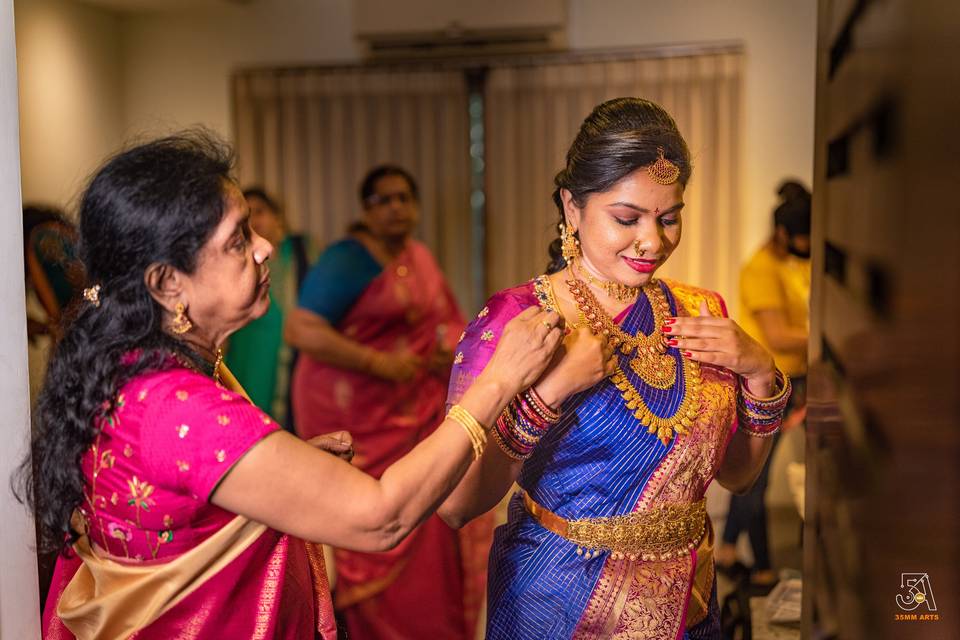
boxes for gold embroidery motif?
[175,390,189,402]
[481,330,495,341]
[127,476,155,527]
[610,558,692,639]
[478,306,490,318]
[454,352,464,364]
[123,444,134,457]
[215,449,226,463]
[217,415,230,426]
[100,450,116,469]
[137,389,148,401]
[177,424,190,438]
[220,392,232,401]
[176,460,190,472]
[572,560,634,639]
[252,536,287,640]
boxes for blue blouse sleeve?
[297,238,383,325]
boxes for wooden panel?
[807,1,960,638]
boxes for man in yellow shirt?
[719,181,810,586]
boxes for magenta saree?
[42,367,337,640]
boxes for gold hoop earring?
[171,302,193,335]
[560,223,581,262]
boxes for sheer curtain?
[233,67,474,308]
[484,51,743,306]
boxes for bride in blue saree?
[439,98,791,639]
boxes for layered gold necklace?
[565,269,702,444]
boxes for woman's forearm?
[284,308,375,373]
[715,429,775,494]
[367,374,513,546]
[438,438,524,529]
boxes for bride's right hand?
[532,326,617,408]
[477,307,564,397]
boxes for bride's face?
[563,168,684,288]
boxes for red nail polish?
[667,339,679,347]
[664,318,677,325]
[683,351,693,358]
[661,326,672,333]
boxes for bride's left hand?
[663,300,776,394]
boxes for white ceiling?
[76,0,253,14]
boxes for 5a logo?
[896,573,938,612]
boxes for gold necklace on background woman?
[563,259,701,444]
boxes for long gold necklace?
[566,272,702,444]
[566,270,675,389]
[574,259,641,303]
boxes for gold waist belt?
[521,491,707,561]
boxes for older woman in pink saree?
[287,166,493,639]
[19,134,601,639]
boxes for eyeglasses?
[364,191,414,207]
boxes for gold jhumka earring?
[171,302,193,334]
[560,223,581,262]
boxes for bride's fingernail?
[664,318,677,325]
[667,339,679,347]
[662,326,673,333]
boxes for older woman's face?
[181,183,273,343]
[362,174,419,241]
[565,168,684,288]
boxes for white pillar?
[0,0,42,637]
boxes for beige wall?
[570,0,817,275]
[15,0,124,208]
[121,0,357,140]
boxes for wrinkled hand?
[665,300,776,393]
[533,327,617,407]
[480,307,565,398]
[369,350,423,382]
[306,430,355,462]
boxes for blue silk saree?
[448,277,737,639]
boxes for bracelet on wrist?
[447,404,487,460]
[491,395,556,460]
[737,369,791,438]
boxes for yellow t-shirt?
[738,245,810,377]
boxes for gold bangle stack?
[447,404,487,460]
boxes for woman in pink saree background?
[287,166,493,639]
[19,135,572,639]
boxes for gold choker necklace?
[574,259,641,302]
